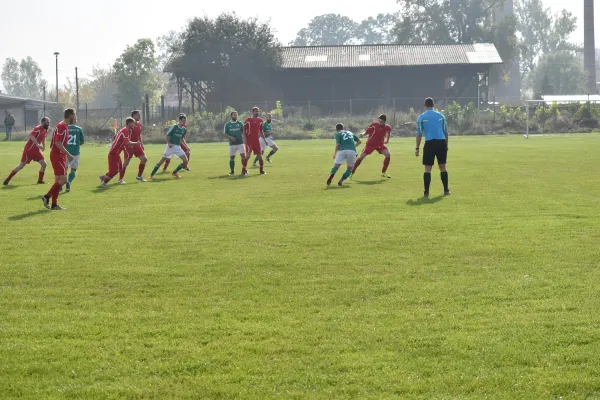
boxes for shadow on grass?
[2,185,17,190]
[208,174,260,181]
[405,196,444,206]
[355,180,386,185]
[323,185,351,190]
[8,209,47,221]
[91,186,115,194]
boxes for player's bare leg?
[149,157,169,179]
[3,161,27,185]
[380,148,391,179]
[136,155,148,182]
[171,154,189,178]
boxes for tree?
[290,14,359,46]
[530,51,586,95]
[392,0,518,85]
[87,66,118,108]
[516,0,578,82]
[169,13,281,105]
[112,38,160,106]
[1,56,47,99]
[356,13,397,44]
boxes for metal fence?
[76,96,522,130]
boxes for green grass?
[2,134,600,399]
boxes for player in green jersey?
[252,113,279,167]
[148,114,189,179]
[63,119,85,192]
[327,123,362,187]
[223,111,247,175]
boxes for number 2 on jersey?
[67,134,77,145]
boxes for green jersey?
[66,124,85,155]
[335,130,360,151]
[262,121,273,137]
[167,124,187,146]
[224,120,244,145]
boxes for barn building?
[277,43,503,114]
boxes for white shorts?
[67,155,80,169]
[163,144,186,159]
[335,150,358,167]
[260,137,276,150]
[229,144,246,156]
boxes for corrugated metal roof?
[281,43,503,69]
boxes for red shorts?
[363,143,388,155]
[124,145,145,159]
[50,153,67,176]
[107,154,122,176]
[246,140,261,155]
[21,148,44,164]
[181,143,190,153]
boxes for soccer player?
[42,109,76,210]
[351,114,392,179]
[148,114,189,179]
[63,118,85,192]
[4,117,50,185]
[253,113,279,166]
[99,118,141,188]
[327,123,362,187]
[163,115,191,173]
[416,97,450,197]
[244,107,268,175]
[223,111,246,175]
[119,110,148,183]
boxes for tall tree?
[530,51,586,95]
[1,56,47,99]
[516,0,578,82]
[290,14,359,46]
[169,13,281,105]
[356,13,397,44]
[88,66,118,108]
[112,38,160,106]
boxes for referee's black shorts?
[423,139,448,166]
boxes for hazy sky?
[0,0,597,91]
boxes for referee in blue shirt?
[415,98,450,196]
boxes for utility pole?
[75,67,80,113]
[54,52,60,103]
[584,0,597,94]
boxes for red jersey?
[130,121,142,142]
[109,127,131,156]
[244,117,264,139]
[24,125,47,153]
[365,122,392,146]
[50,121,69,157]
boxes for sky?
[0,0,597,91]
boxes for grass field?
[2,134,600,399]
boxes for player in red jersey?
[162,117,191,172]
[99,118,141,188]
[351,114,392,179]
[119,110,148,183]
[41,109,75,210]
[4,117,50,185]
[244,106,268,175]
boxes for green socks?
[68,171,76,184]
[150,164,160,176]
[229,160,235,172]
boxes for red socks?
[138,163,145,177]
[382,157,390,173]
[259,159,264,171]
[163,159,171,170]
[119,167,126,180]
[6,169,17,182]
[38,170,44,183]
[46,183,61,205]
[352,158,362,174]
